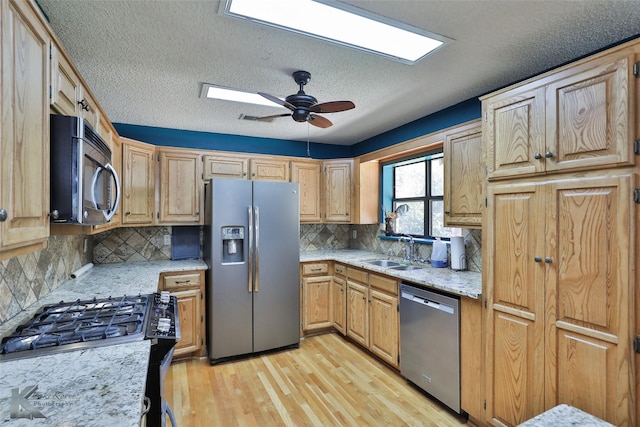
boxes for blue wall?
[115,96,482,159]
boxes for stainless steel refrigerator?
[204,178,300,364]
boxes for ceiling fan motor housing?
[285,91,317,122]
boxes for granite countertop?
[0,259,207,427]
[518,404,614,426]
[300,249,482,299]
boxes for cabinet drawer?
[163,272,201,290]
[347,267,368,284]
[334,263,347,277]
[369,274,398,295]
[302,262,329,276]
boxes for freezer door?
[252,181,300,353]
[208,178,253,360]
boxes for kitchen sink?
[367,260,401,267]
[390,265,424,271]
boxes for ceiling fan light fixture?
[201,83,282,107]
[222,0,450,64]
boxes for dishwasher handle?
[401,291,455,314]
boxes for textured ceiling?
[37,0,640,146]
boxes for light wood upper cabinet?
[121,138,155,225]
[50,41,81,116]
[0,0,50,259]
[50,40,99,129]
[157,149,202,224]
[444,122,483,228]
[324,160,353,223]
[353,159,379,225]
[291,160,322,223]
[484,43,637,181]
[250,158,290,181]
[203,153,248,179]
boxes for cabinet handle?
[545,151,554,158]
[78,99,90,111]
[534,153,543,160]
[0,209,7,222]
[175,280,191,284]
[534,256,542,263]
[311,268,322,272]
[544,257,553,263]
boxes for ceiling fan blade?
[258,92,296,111]
[308,114,332,128]
[255,113,291,121]
[310,100,355,113]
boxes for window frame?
[381,147,450,240]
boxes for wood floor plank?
[165,333,469,426]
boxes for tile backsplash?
[0,222,481,326]
[0,235,90,324]
[93,227,173,264]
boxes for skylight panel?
[221,0,449,64]
[201,84,280,106]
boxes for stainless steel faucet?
[399,235,415,262]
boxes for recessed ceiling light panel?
[221,0,451,64]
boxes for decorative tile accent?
[300,224,351,251]
[92,227,173,264]
[0,235,89,325]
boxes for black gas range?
[0,292,180,426]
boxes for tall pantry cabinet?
[481,39,639,426]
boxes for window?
[382,149,460,239]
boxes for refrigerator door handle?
[248,206,254,293]
[254,206,260,292]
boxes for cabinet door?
[302,276,332,331]
[545,175,634,424]
[331,276,347,335]
[203,154,248,179]
[121,140,155,224]
[545,52,636,173]
[461,297,484,423]
[157,150,201,224]
[250,158,290,181]
[444,123,483,227]
[291,161,322,223]
[50,42,80,116]
[485,182,546,426]
[324,160,353,223]
[0,0,50,254]
[346,280,368,347]
[484,87,546,180]
[369,289,399,368]
[171,289,202,358]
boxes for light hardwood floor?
[165,333,469,426]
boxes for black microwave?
[50,115,120,225]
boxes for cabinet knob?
[444,210,450,214]
[534,153,543,160]
[125,211,131,215]
[545,151,554,158]
[0,209,7,222]
[195,211,200,215]
[534,256,542,263]
[544,257,553,263]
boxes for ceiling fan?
[257,70,355,128]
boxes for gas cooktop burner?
[0,295,151,360]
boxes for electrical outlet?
[164,235,171,245]
[352,230,357,239]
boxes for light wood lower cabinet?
[460,297,484,424]
[331,275,347,335]
[158,270,205,359]
[302,275,332,331]
[346,280,369,347]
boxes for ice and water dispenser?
[221,226,245,264]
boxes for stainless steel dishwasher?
[400,283,460,413]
